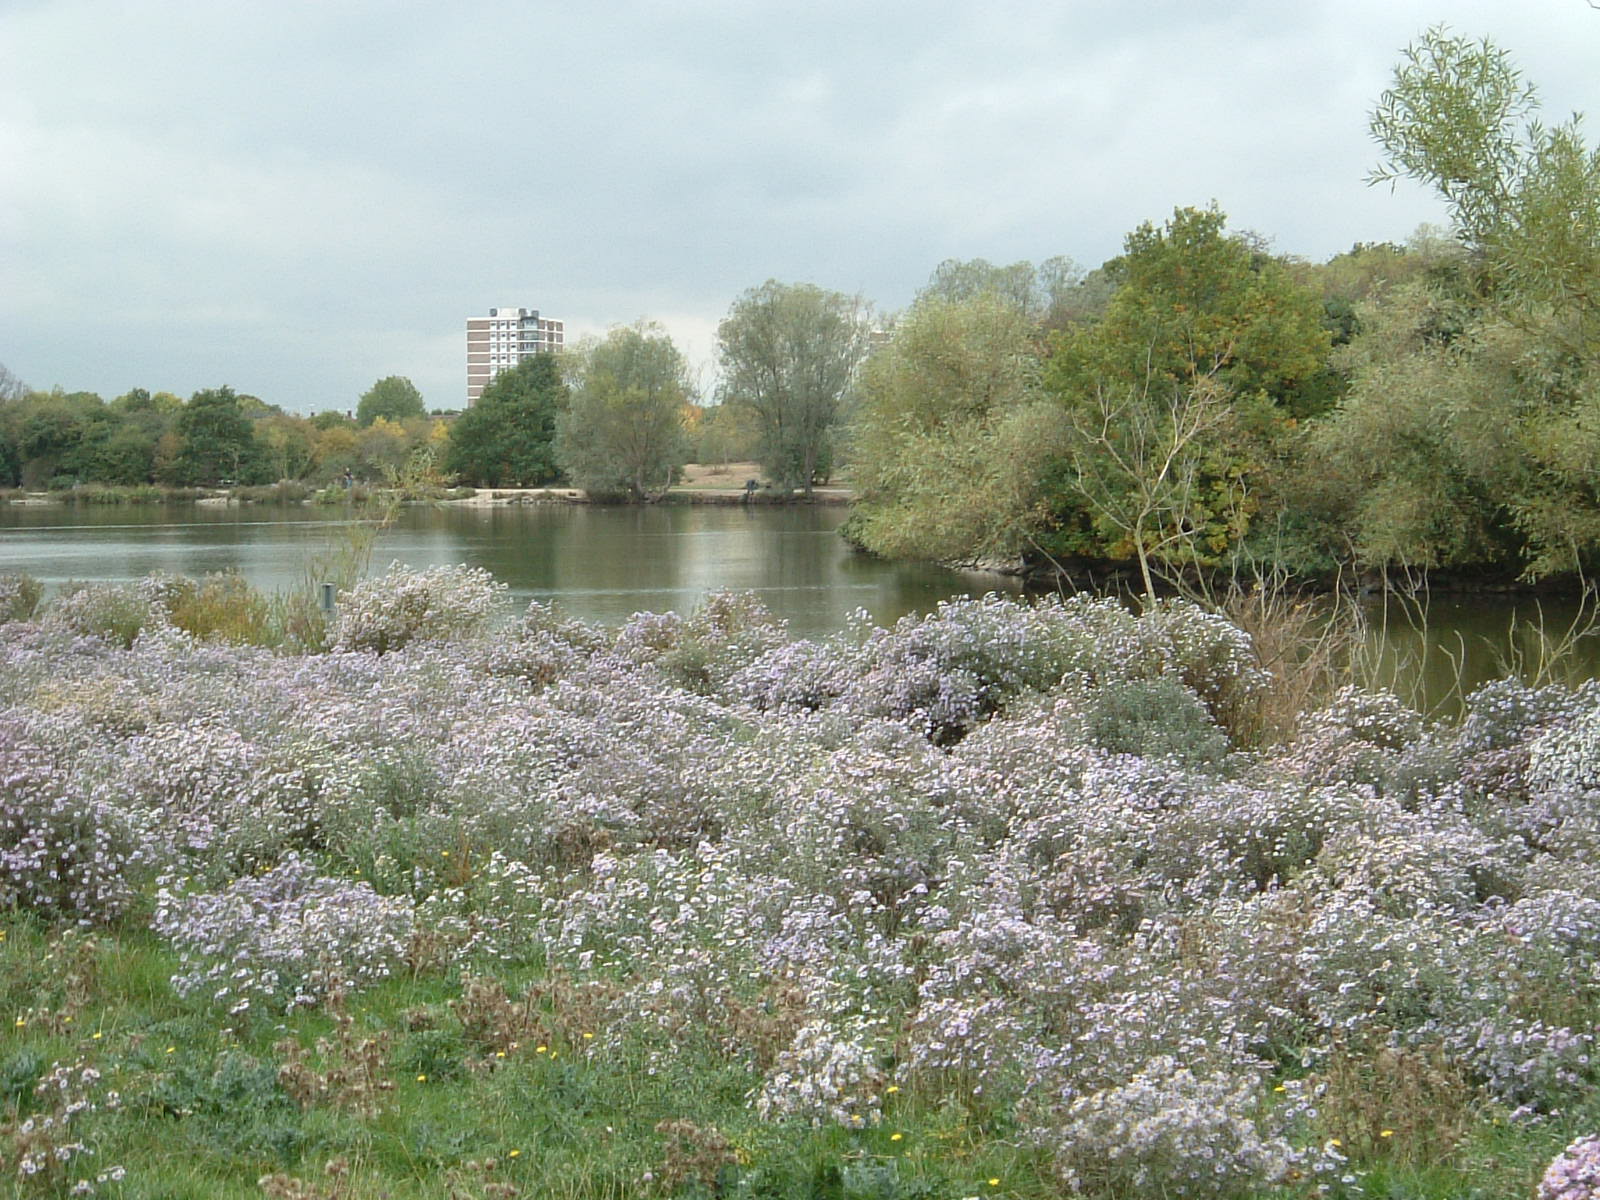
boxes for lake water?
[0,501,1019,641]
[3,500,1597,712]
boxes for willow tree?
[1343,27,1600,576]
[555,322,691,502]
[848,292,1059,563]
[716,281,873,496]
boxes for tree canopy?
[356,376,425,427]
[555,323,691,501]
[717,281,873,495]
[445,355,565,488]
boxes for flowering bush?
[752,1019,887,1127]
[0,713,149,922]
[153,854,415,1014]
[0,573,43,624]
[9,581,1600,1190]
[1030,1056,1296,1199]
[1542,1134,1600,1200]
[46,581,162,648]
[332,562,508,654]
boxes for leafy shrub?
[1059,675,1231,765]
[166,572,277,645]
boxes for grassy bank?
[2,571,1599,1197]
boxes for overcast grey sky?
[4,0,1598,413]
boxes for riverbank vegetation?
[848,29,1600,593]
[1,566,1600,1196]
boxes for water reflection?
[3,502,1595,710]
[0,502,1012,640]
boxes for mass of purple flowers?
[1542,1135,1600,1200]
[5,572,1600,1193]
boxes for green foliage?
[445,355,564,487]
[355,376,425,427]
[1032,206,1333,584]
[1068,676,1232,765]
[693,401,764,466]
[1329,29,1600,577]
[1052,205,1331,412]
[848,292,1061,562]
[917,255,1082,325]
[170,386,271,487]
[166,573,279,646]
[554,322,692,501]
[717,280,873,494]
[1297,283,1521,571]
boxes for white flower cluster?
[1038,1056,1295,1199]
[1542,1134,1600,1200]
[753,1019,887,1128]
[154,853,415,1013]
[332,561,508,654]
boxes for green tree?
[1297,282,1521,572]
[848,292,1061,562]
[555,323,691,501]
[171,386,270,486]
[717,281,873,495]
[445,354,564,487]
[356,376,425,427]
[1052,205,1331,413]
[917,256,1082,324]
[1038,206,1331,576]
[692,401,763,467]
[0,389,106,488]
[1349,27,1600,576]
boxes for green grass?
[0,915,1592,1199]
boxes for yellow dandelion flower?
[509,1150,520,1158]
[92,1031,103,1040]
[535,1044,547,1054]
[886,1085,900,1094]
[496,1051,506,1059]
[890,1133,903,1142]
[166,1046,175,1054]
[1380,1129,1394,1138]
[1330,1139,1341,1148]
[988,1180,1001,1188]
[416,1074,427,1082]
[583,1032,594,1039]
[13,1017,23,1028]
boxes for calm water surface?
[3,502,1597,711]
[0,502,1019,641]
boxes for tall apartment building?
[465,306,565,405]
